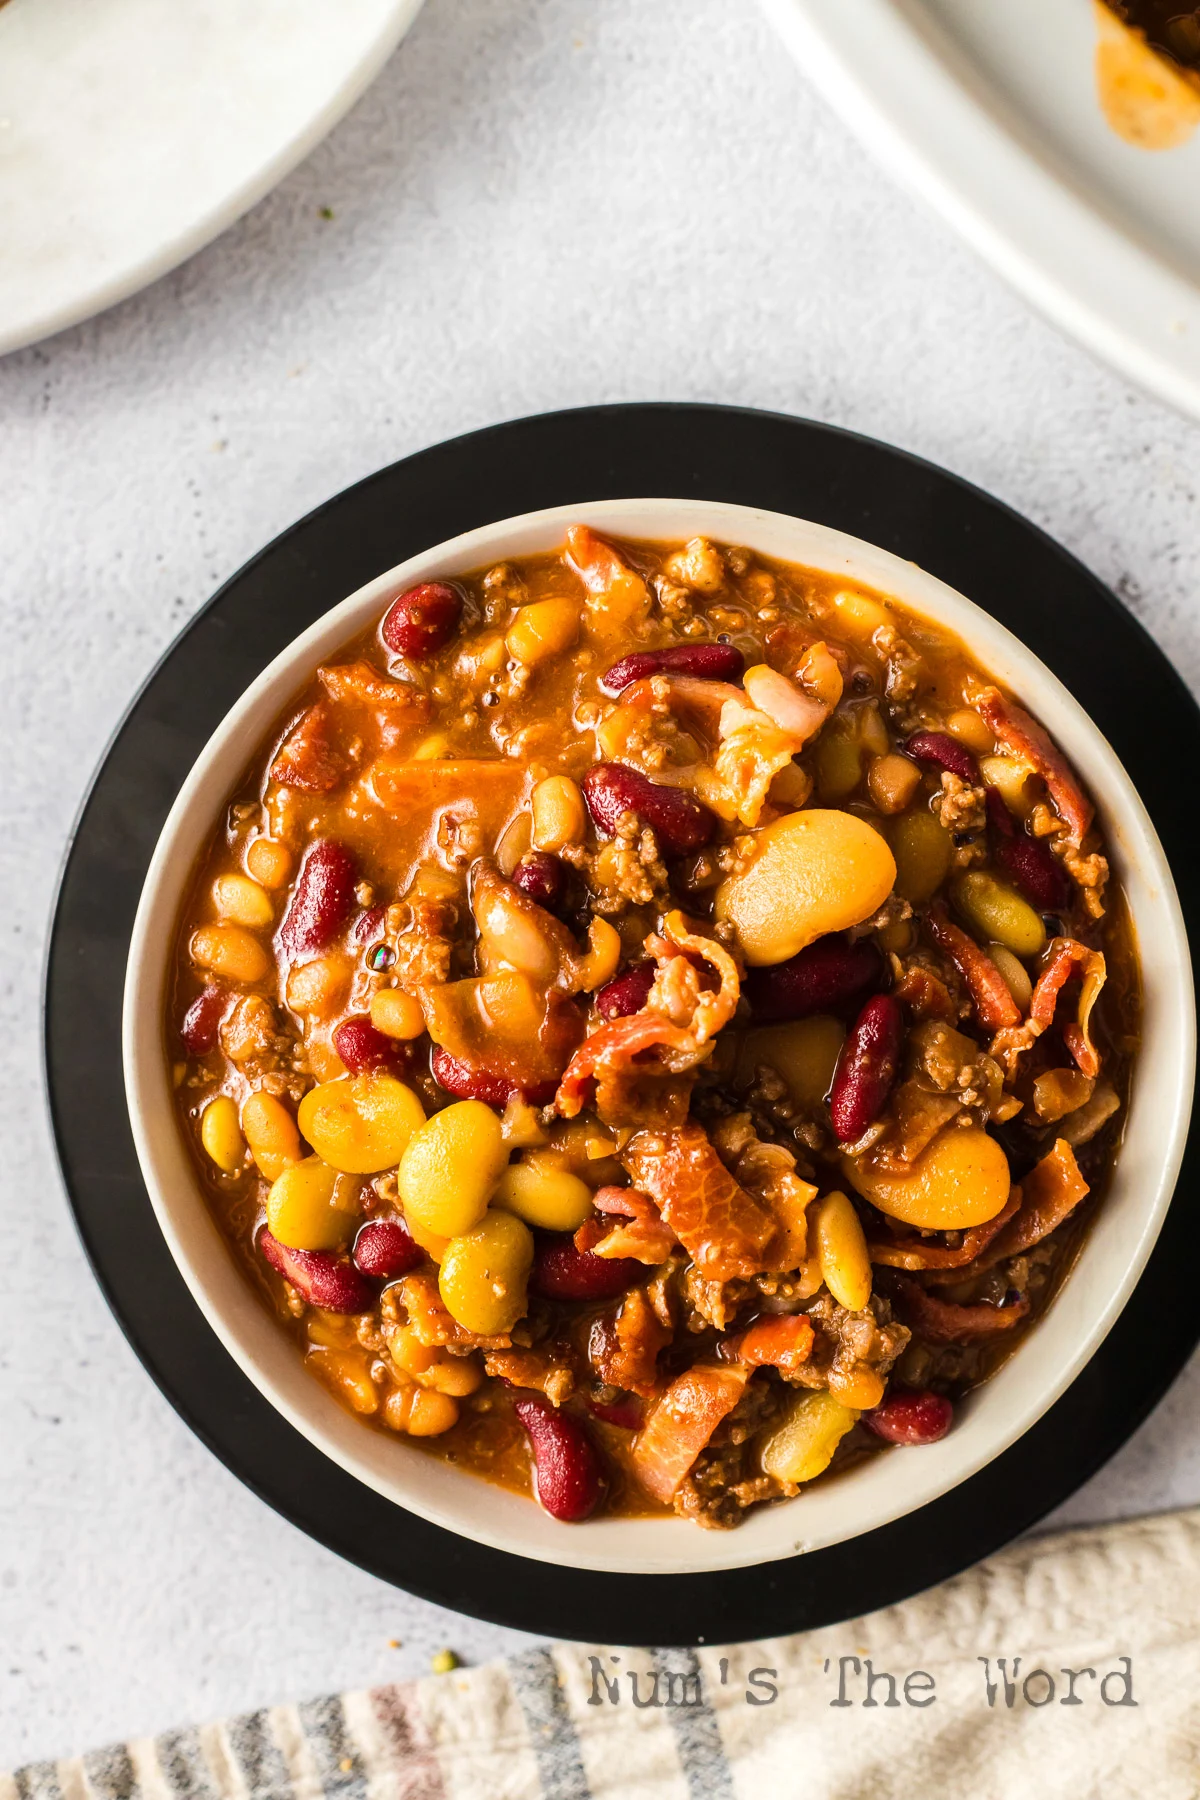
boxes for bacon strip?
[888,1273,1030,1343]
[974,686,1093,849]
[631,1363,749,1503]
[271,703,348,792]
[577,1187,678,1264]
[588,1289,671,1397]
[565,524,651,634]
[725,1314,815,1373]
[991,937,1107,1079]
[624,1123,778,1282]
[868,1188,1022,1271]
[926,905,1021,1030]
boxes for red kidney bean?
[511,852,565,909]
[180,984,228,1055]
[985,786,1015,839]
[862,1387,954,1445]
[599,642,745,696]
[380,581,462,660]
[279,840,357,957]
[332,1015,407,1075]
[582,763,716,854]
[431,1046,556,1109]
[745,935,883,1023]
[530,1236,643,1301]
[587,1393,646,1431]
[259,1229,375,1312]
[595,961,656,1020]
[904,730,980,785]
[997,834,1071,912]
[829,993,904,1143]
[512,1394,605,1521]
[353,1217,423,1280]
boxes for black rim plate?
[45,403,1200,1646]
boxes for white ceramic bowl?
[123,498,1194,1576]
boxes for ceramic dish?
[122,497,1193,1577]
[760,0,1200,420]
[0,0,425,357]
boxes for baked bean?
[867,751,921,815]
[600,642,744,695]
[952,870,1046,959]
[493,1159,594,1232]
[945,708,994,757]
[759,1389,859,1484]
[286,953,352,1022]
[530,1236,644,1301]
[279,840,357,957]
[438,1209,533,1336]
[847,1126,1011,1229]
[332,1014,407,1074]
[190,923,269,985]
[398,1100,509,1239]
[212,872,274,929]
[383,1383,460,1435]
[200,1096,245,1173]
[306,1346,379,1413]
[181,984,228,1055]
[511,852,565,909]
[904,729,980,785]
[506,597,581,665]
[242,1090,302,1181]
[368,988,426,1041]
[259,1228,375,1312]
[890,808,952,904]
[814,1190,872,1310]
[353,1217,424,1279]
[828,1365,887,1410]
[595,961,656,1019]
[829,994,903,1143]
[988,943,1033,1011]
[716,810,896,967]
[531,775,587,852]
[863,1387,954,1444]
[738,1015,845,1110]
[245,836,292,889]
[267,1156,357,1251]
[996,832,1071,912]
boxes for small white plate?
[0,0,425,356]
[760,0,1200,419]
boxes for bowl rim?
[122,496,1195,1576]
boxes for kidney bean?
[829,992,903,1143]
[431,1046,556,1109]
[862,1387,954,1445]
[997,834,1071,912]
[512,1394,605,1521]
[530,1235,644,1301]
[259,1229,375,1313]
[904,730,980,786]
[353,1217,423,1280]
[600,642,745,696]
[279,840,357,957]
[332,1015,407,1075]
[582,763,716,854]
[744,935,883,1023]
[587,1392,646,1430]
[380,581,462,660]
[595,961,656,1020]
[180,983,228,1055]
[511,851,565,910]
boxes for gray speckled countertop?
[3,0,1199,1770]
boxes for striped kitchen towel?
[5,1504,1199,1800]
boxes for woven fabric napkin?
[6,1505,1197,1800]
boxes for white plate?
[0,0,425,357]
[760,0,1200,419]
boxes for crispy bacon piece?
[484,1348,576,1406]
[576,1186,678,1265]
[623,1123,777,1281]
[974,686,1093,849]
[588,1289,671,1397]
[270,703,348,792]
[565,524,651,634]
[395,1271,511,1351]
[318,660,429,716]
[869,1189,1022,1270]
[887,1273,1030,1344]
[631,1363,749,1503]
[892,962,958,1022]
[555,912,740,1118]
[953,1140,1090,1277]
[725,1314,815,1373]
[990,938,1106,1078]
[926,905,1021,1030]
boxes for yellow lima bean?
[815,728,863,802]
[200,1096,245,1173]
[383,1384,460,1436]
[945,708,994,757]
[736,1016,845,1110]
[828,1365,886,1410]
[493,1159,594,1232]
[306,1347,379,1415]
[506,598,581,666]
[715,809,896,966]
[438,1209,533,1336]
[369,988,426,1040]
[980,754,1037,818]
[531,775,587,852]
[847,1125,1011,1229]
[212,872,274,929]
[815,1191,872,1311]
[575,917,622,992]
[241,1090,301,1181]
[298,1072,425,1174]
[398,1100,509,1239]
[266,1156,358,1251]
[759,1390,859,1484]
[952,871,1046,959]
[386,1325,484,1395]
[831,589,893,638]
[285,953,351,1022]
[191,923,269,985]
[890,808,952,905]
[989,943,1033,1012]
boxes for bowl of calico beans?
[123,497,1192,1574]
